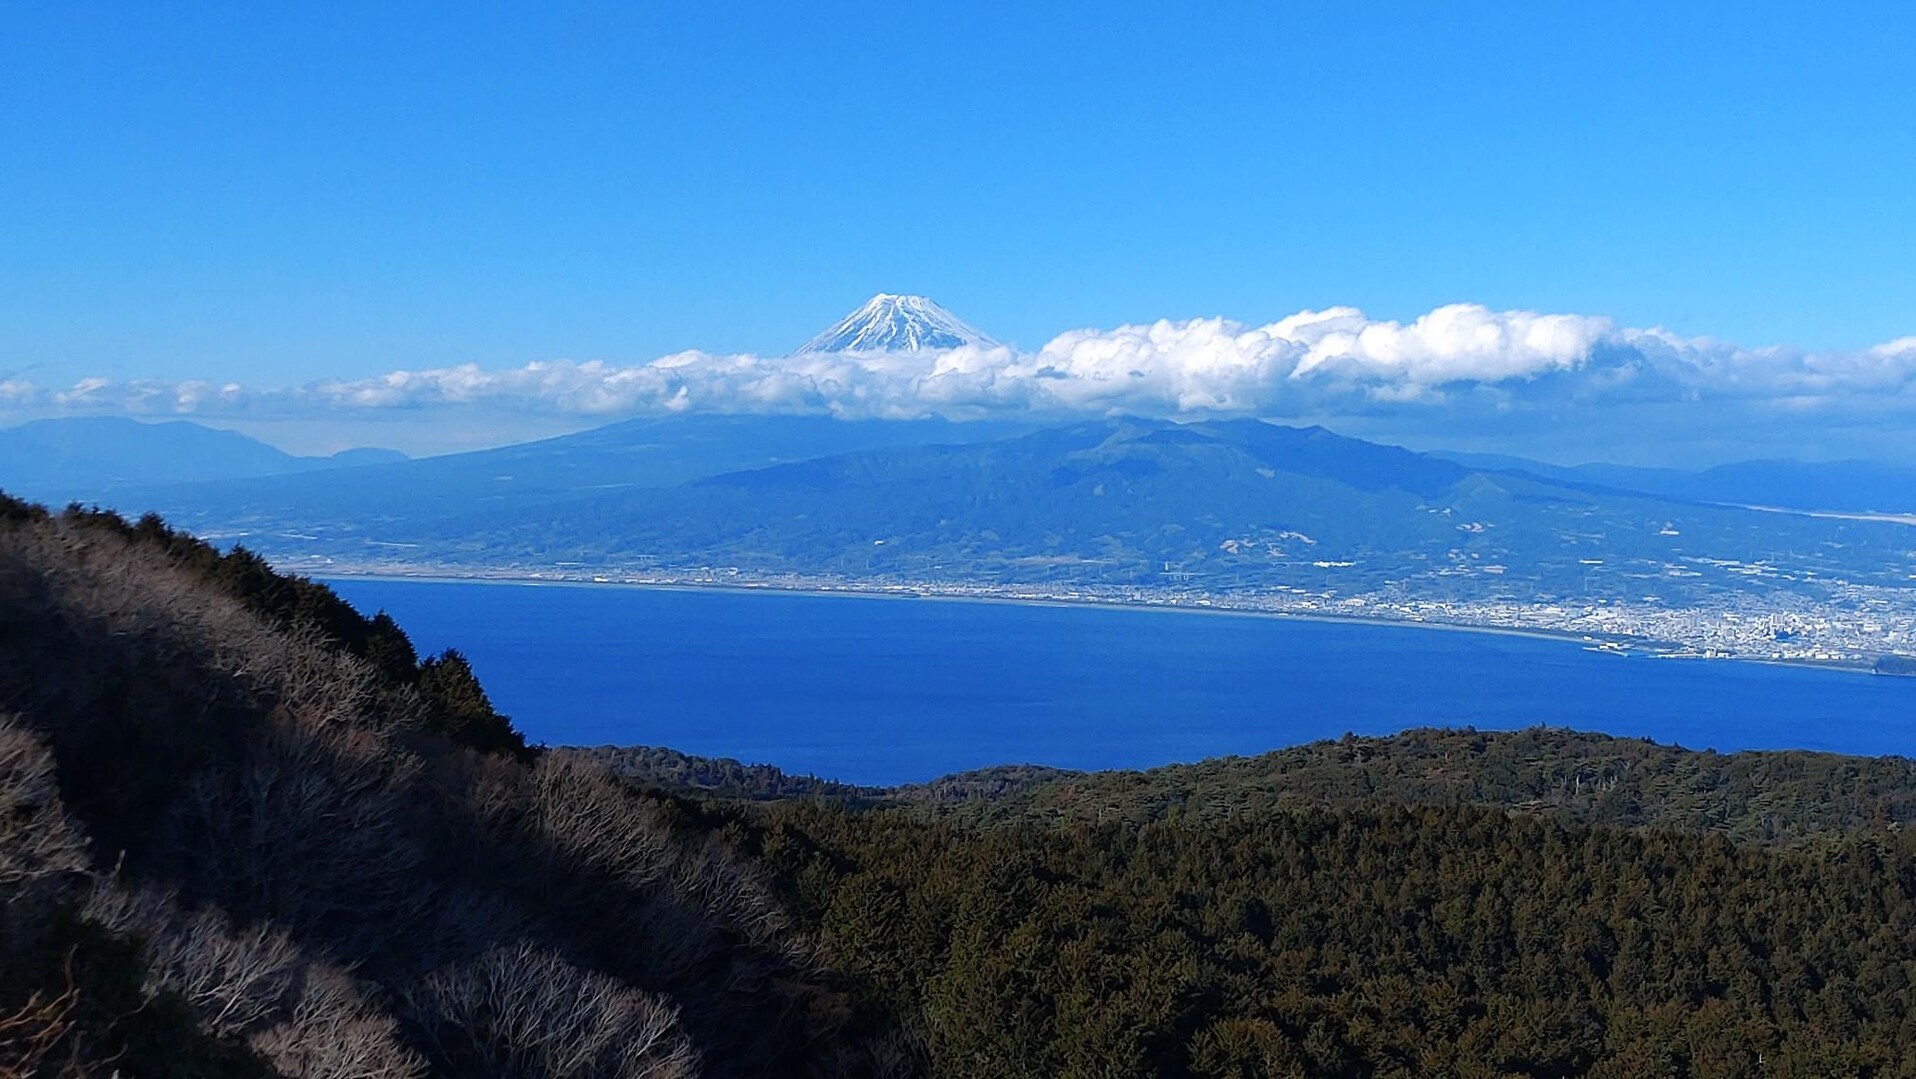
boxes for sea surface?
[324,577,1916,786]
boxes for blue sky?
[3,2,1913,460]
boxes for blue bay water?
[324,578,1916,786]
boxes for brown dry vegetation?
[0,498,903,1077]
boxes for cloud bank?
[7,303,1916,461]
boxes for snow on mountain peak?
[793,294,1001,355]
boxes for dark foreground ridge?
[580,726,1916,845]
[5,493,1916,1075]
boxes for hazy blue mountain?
[327,446,410,467]
[1678,459,1916,514]
[181,417,1916,608]
[794,293,1001,353]
[538,419,1910,599]
[51,414,1916,612]
[1436,450,1916,515]
[96,412,1035,533]
[0,416,408,501]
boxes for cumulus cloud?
[6,303,1915,459]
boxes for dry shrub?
[6,516,399,766]
[83,886,304,1039]
[408,941,699,1079]
[248,967,426,1079]
[0,519,408,882]
[0,717,89,900]
[0,518,394,749]
[83,885,427,1078]
[473,755,837,1067]
[162,711,429,944]
[0,513,861,1073]
[0,957,80,1079]
[522,757,804,973]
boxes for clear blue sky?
[3,1,1912,387]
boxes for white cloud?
[1013,304,1616,412]
[6,303,1915,460]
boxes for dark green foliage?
[586,726,1916,847]
[416,649,529,758]
[908,726,1916,844]
[364,610,423,684]
[740,799,1916,1076]
[579,744,882,801]
[891,764,1082,805]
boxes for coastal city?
[292,555,1916,674]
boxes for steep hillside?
[0,496,902,1077]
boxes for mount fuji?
[793,293,1002,354]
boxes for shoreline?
[306,566,1896,679]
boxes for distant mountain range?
[7,394,1916,623]
[0,416,406,502]
[61,413,1034,533]
[418,417,1910,602]
[1436,451,1916,516]
[34,414,1907,617]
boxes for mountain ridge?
[575,724,1916,845]
[60,417,1916,635]
[0,416,408,501]
[1436,449,1916,515]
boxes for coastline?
[306,565,1896,679]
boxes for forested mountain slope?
[738,799,1916,1076]
[0,495,902,1077]
[583,726,1916,845]
[896,726,1916,842]
[6,494,1916,1076]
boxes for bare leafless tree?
[0,717,89,896]
[407,940,700,1079]
[0,953,82,1079]
[162,710,431,941]
[0,515,860,1075]
[83,883,431,1078]
[84,885,305,1039]
[248,967,427,1079]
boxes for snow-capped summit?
[793,294,1001,355]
